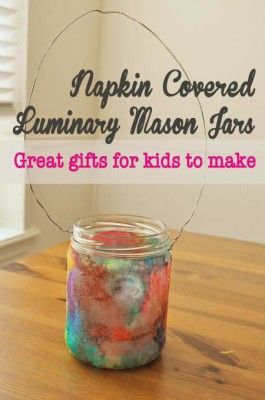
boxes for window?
[0,0,17,104]
[0,0,28,112]
[0,0,32,259]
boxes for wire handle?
[25,9,208,244]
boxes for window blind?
[0,0,17,104]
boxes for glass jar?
[65,215,172,369]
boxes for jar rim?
[71,214,171,257]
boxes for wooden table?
[0,232,264,400]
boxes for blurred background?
[0,0,264,264]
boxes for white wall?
[25,0,101,252]
[24,0,265,250]
[92,0,265,243]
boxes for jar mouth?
[71,214,171,257]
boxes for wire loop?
[25,9,208,245]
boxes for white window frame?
[0,0,34,251]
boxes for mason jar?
[65,215,172,369]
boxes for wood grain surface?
[0,232,264,400]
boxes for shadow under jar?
[66,215,172,369]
